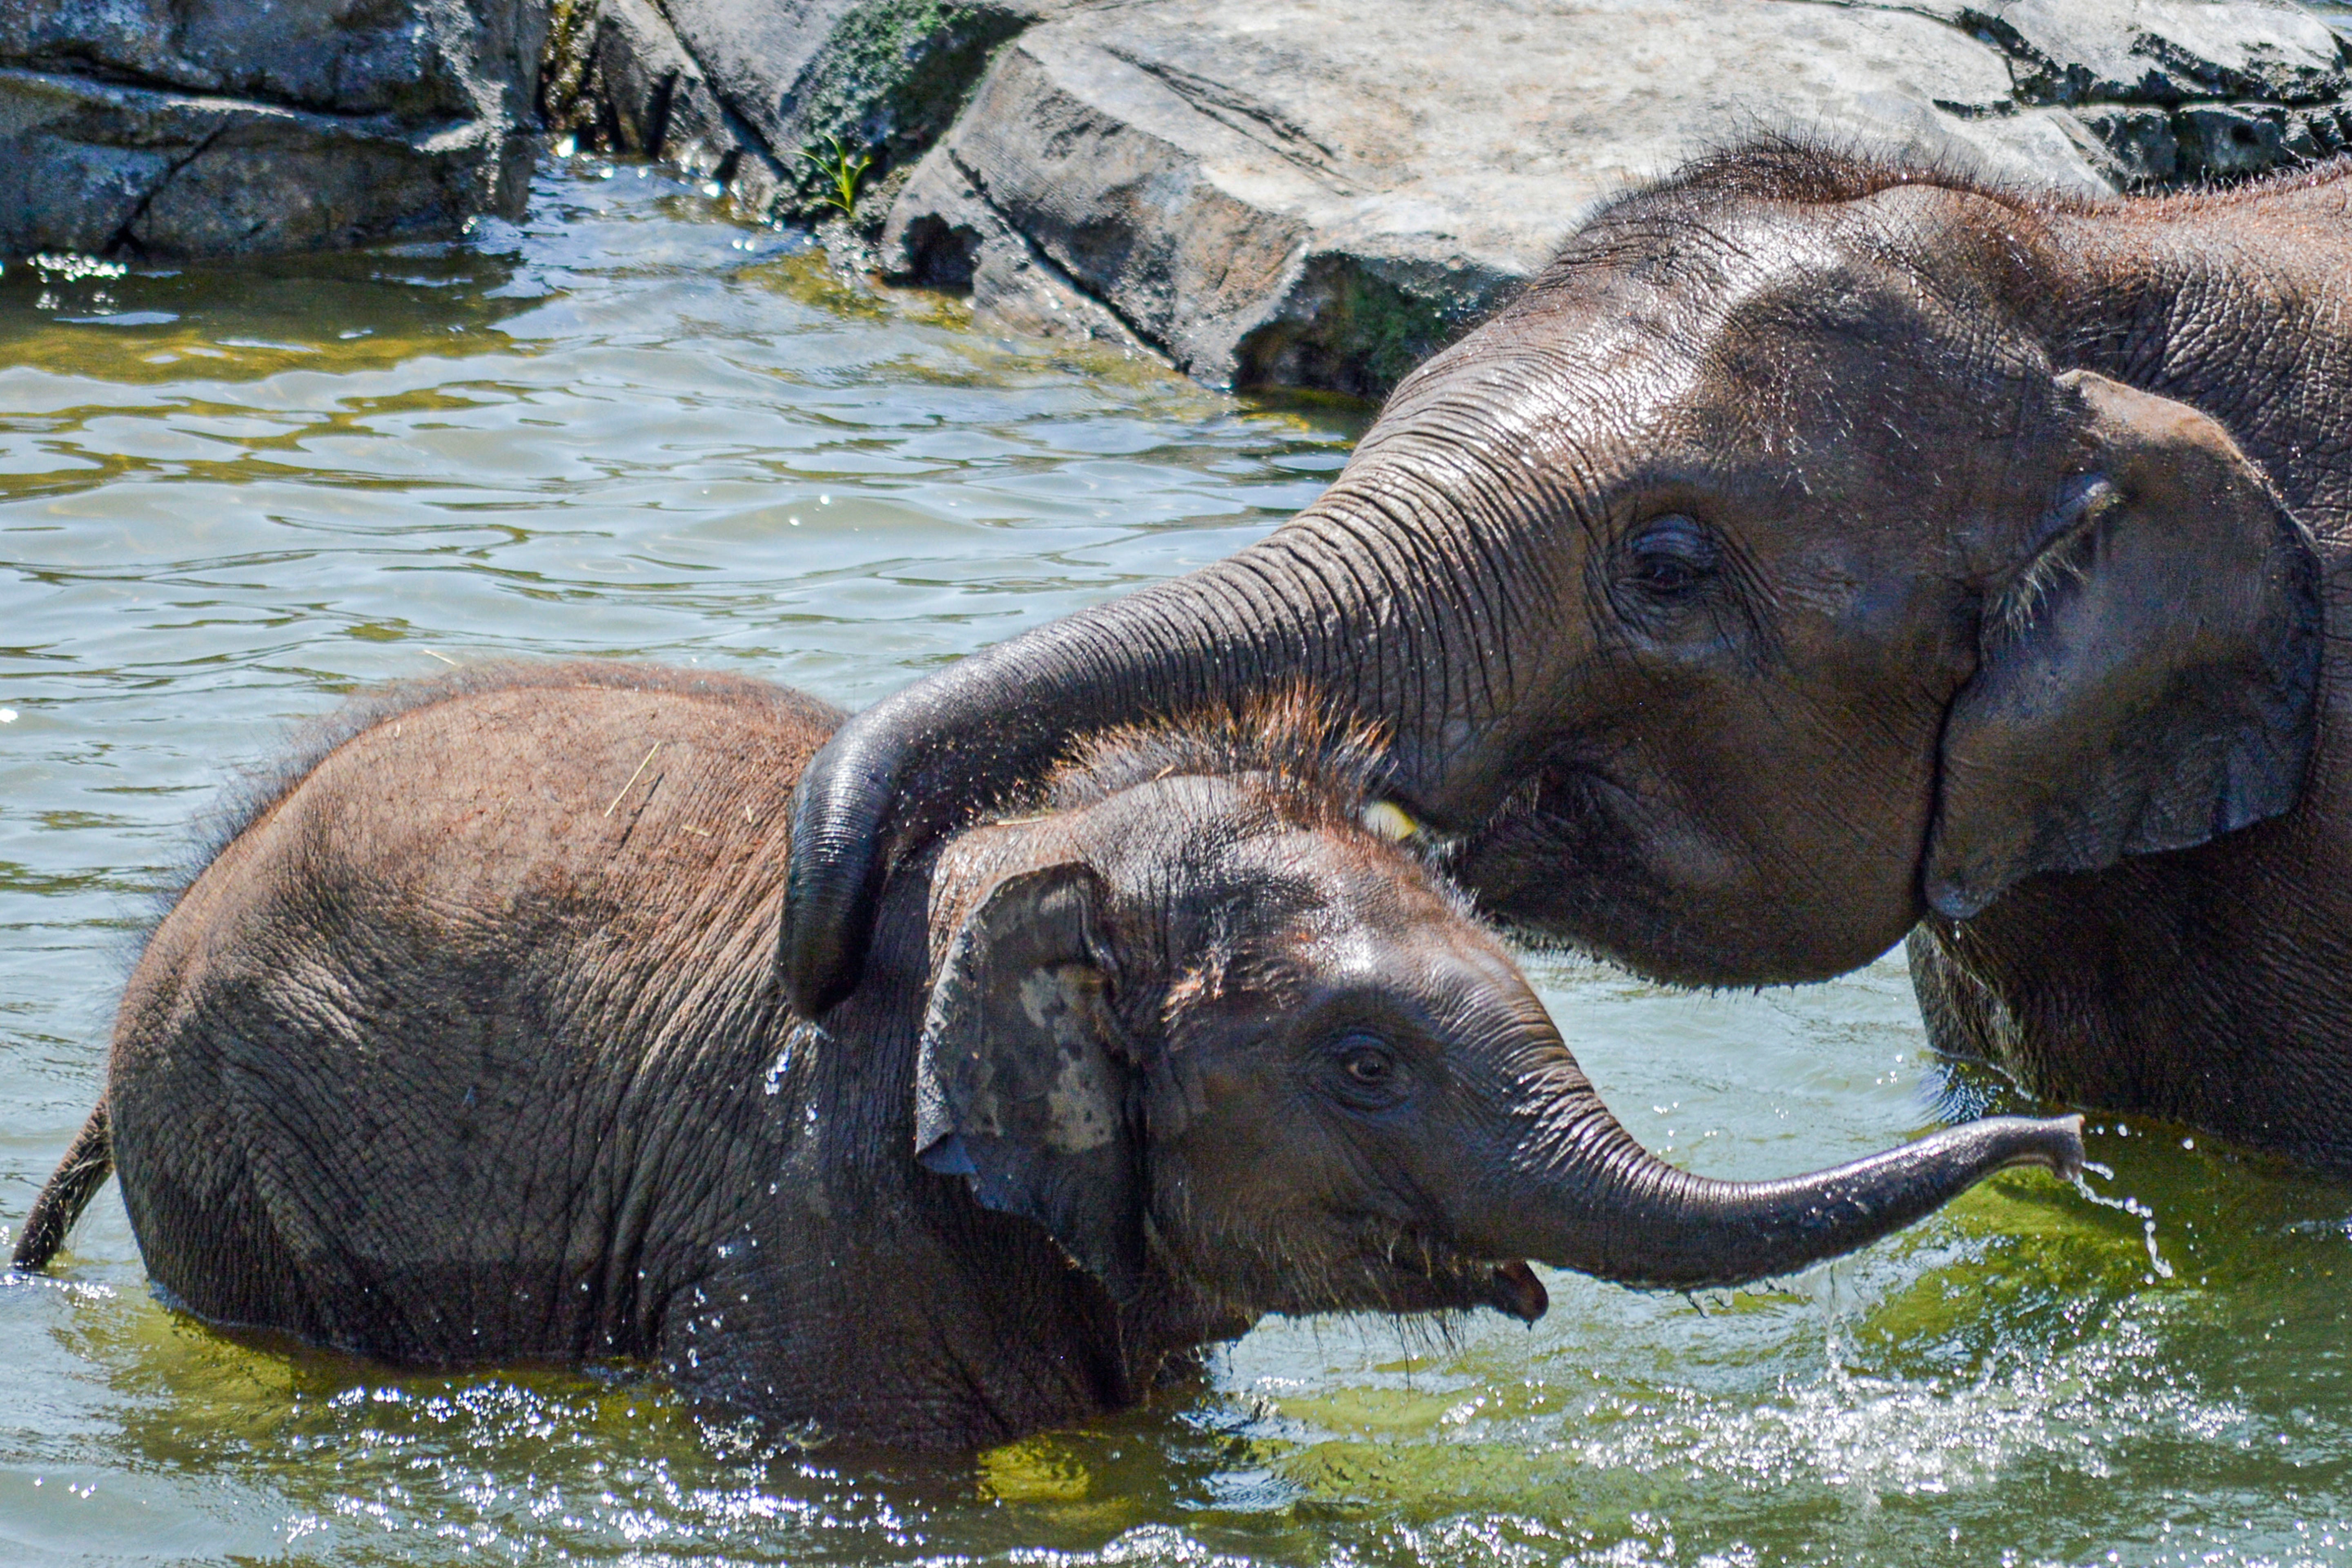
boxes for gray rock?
[544,0,785,197]
[9,0,2346,359]
[0,69,530,258]
[1889,2,2352,182]
[1904,0,2348,106]
[543,0,1049,223]
[2,0,1065,258]
[0,0,543,258]
[880,0,2352,394]
[887,139,1166,352]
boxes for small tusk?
[1361,800,1419,842]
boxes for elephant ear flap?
[1924,370,2323,920]
[913,861,1146,1298]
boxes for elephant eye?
[1324,1034,1405,1106]
[1625,514,1717,600]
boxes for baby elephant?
[11,663,2080,1448]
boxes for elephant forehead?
[1310,907,1517,995]
[1345,295,1879,533]
[1405,209,1998,468]
[1363,307,1713,477]
[1276,852,1506,985]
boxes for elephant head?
[784,147,2321,1014]
[906,707,2082,1311]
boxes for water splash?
[2073,1164,2175,1280]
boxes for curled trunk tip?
[1493,1111,2088,1295]
[1992,1111,2086,1178]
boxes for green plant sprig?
[799,134,874,221]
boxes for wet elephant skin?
[10,663,2075,1448]
[784,145,2352,1171]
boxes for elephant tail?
[12,1098,111,1274]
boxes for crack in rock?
[105,118,233,257]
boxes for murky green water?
[2,162,2349,1568]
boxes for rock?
[888,142,1167,352]
[1892,0,2352,180]
[0,0,543,259]
[543,0,784,198]
[9,0,2346,375]
[879,0,2352,395]
[1943,0,2345,106]
[543,0,1059,223]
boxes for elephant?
[781,143,2352,1172]
[9,662,2080,1449]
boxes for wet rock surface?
[5,0,2350,392]
[879,0,2352,394]
[0,0,545,258]
[540,0,1067,223]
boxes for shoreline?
[6,0,2351,394]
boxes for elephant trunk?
[784,508,1453,1016]
[1468,1082,2083,1291]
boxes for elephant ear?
[913,861,1146,1298]
[1923,370,2323,920]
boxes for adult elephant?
[786,145,2352,1169]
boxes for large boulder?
[0,0,1050,258]
[0,0,546,259]
[878,0,2352,394]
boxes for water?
[3,162,2350,1568]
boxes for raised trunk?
[1474,1103,2083,1291]
[785,528,1381,1014]
[785,541,1336,1011]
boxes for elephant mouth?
[1381,1237,1550,1323]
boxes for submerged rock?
[880,0,2352,394]
[0,0,545,259]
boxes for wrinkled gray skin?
[784,145,2352,1169]
[11,664,2077,1450]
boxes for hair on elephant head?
[897,698,2085,1323]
